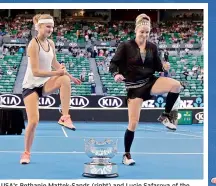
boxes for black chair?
[0,109,25,135]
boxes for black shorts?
[126,76,159,102]
[22,85,44,99]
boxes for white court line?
[142,125,203,134]
[142,128,161,132]
[142,126,203,138]
[167,131,203,138]
[37,122,203,135]
[0,151,203,155]
[121,126,203,138]
[163,128,203,134]
[0,136,202,139]
[61,127,68,138]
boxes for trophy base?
[83,162,118,178]
[82,173,118,178]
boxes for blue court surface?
[0,121,203,179]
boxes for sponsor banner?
[2,36,201,50]
[55,41,201,49]
[98,96,123,108]
[3,39,83,48]
[14,107,203,124]
[0,94,22,106]
[0,94,56,108]
[70,96,90,108]
[55,40,117,48]
[55,41,86,48]
[39,96,56,107]
[178,110,193,125]
[193,110,204,124]
[0,94,204,108]
[94,40,117,47]
[3,36,28,44]
[158,43,201,49]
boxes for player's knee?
[171,80,181,92]
[62,75,70,82]
[60,75,70,85]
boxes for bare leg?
[42,75,75,130]
[151,77,181,130]
[43,75,71,115]
[123,98,143,166]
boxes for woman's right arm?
[28,39,64,77]
[109,42,125,77]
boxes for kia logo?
[39,96,55,107]
[56,42,64,46]
[185,44,193,48]
[0,94,21,106]
[195,112,204,121]
[159,44,167,48]
[98,96,123,108]
[69,43,77,47]
[172,44,180,48]
[70,96,89,108]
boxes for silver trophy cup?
[82,138,118,178]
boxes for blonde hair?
[135,14,151,29]
[33,14,53,24]
[33,14,54,31]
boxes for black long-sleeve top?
[109,39,164,88]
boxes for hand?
[69,75,82,85]
[60,63,65,69]
[163,62,170,71]
[56,69,65,76]
[114,74,125,82]
[60,63,67,73]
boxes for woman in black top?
[109,14,182,165]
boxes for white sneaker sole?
[122,161,135,166]
[122,158,136,166]
[20,160,30,164]
[162,122,177,130]
[158,117,177,131]
[58,122,76,131]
